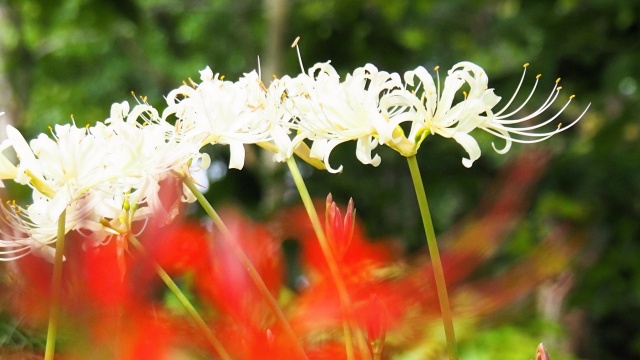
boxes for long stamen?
[291,36,305,74]
[494,63,532,116]
[482,101,590,143]
[496,79,561,124]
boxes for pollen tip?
[570,94,575,100]
[131,91,136,96]
[536,74,542,79]
[273,74,278,79]
[524,63,530,68]
[556,77,561,83]
[291,36,301,48]
[434,66,440,71]
[557,123,563,129]
[557,86,563,91]
[220,75,225,81]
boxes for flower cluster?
[0,60,587,260]
[0,101,205,260]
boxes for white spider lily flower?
[97,101,209,214]
[3,123,111,216]
[288,62,404,173]
[0,101,206,260]
[392,62,588,167]
[163,67,272,170]
[0,193,104,261]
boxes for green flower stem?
[406,155,458,360]
[183,177,308,360]
[44,209,66,360]
[285,157,361,360]
[127,234,232,360]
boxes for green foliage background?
[1,0,639,358]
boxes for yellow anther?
[569,94,575,100]
[536,74,542,79]
[557,123,563,129]
[524,63,530,68]
[556,77,561,83]
[557,86,563,91]
[182,80,188,86]
[188,77,197,87]
[131,91,136,97]
[220,75,225,80]
[463,91,468,99]
[48,126,53,132]
[434,66,440,71]
[85,124,90,129]
[273,74,278,79]
[291,36,301,48]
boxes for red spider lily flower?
[536,343,551,360]
[365,294,388,357]
[325,194,356,260]
[278,149,582,358]
[5,233,183,360]
[194,209,284,323]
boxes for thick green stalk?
[184,177,308,359]
[406,155,458,360]
[44,209,66,360]
[127,234,232,360]
[286,157,362,360]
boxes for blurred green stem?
[286,157,362,360]
[127,234,231,360]
[44,209,66,360]
[406,155,458,360]
[184,177,308,359]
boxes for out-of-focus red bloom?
[1,149,583,359]
[194,209,283,321]
[277,149,582,358]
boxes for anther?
[569,94,575,100]
[557,123,563,129]
[557,86,563,91]
[220,75,225,80]
[291,36,301,48]
[556,78,561,83]
[434,66,440,71]
[524,63,530,68]
[536,74,542,79]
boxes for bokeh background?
[0,0,639,359]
